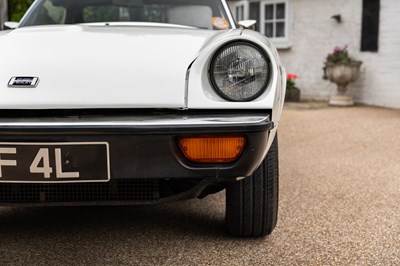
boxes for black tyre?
[226,135,279,237]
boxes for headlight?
[209,42,271,102]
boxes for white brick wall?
[228,0,400,108]
[279,0,363,102]
[354,0,400,108]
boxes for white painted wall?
[228,0,400,108]
[279,0,363,102]
[355,0,400,108]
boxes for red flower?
[287,73,299,80]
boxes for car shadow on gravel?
[0,198,230,240]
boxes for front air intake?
[0,180,159,203]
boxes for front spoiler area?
[0,110,274,205]
[0,111,274,180]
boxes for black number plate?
[0,142,110,183]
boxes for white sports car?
[0,0,285,237]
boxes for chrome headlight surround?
[209,41,272,102]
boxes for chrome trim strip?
[0,114,270,128]
[222,0,236,29]
[18,0,41,28]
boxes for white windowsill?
[271,41,292,50]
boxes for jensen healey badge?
[8,77,40,88]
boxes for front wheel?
[225,135,279,237]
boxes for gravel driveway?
[0,105,399,265]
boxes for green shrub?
[9,0,34,22]
[326,46,354,64]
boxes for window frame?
[260,0,291,49]
[232,0,249,22]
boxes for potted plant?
[285,73,300,102]
[325,46,362,106]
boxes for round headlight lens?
[210,42,270,102]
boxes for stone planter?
[325,61,362,106]
[285,88,300,102]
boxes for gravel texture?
[0,105,399,265]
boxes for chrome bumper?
[0,111,273,180]
[0,113,272,130]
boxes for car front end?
[0,0,285,237]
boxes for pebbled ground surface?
[0,105,399,265]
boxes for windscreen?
[20,0,232,30]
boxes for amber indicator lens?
[179,136,246,163]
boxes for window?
[233,1,249,22]
[261,0,290,48]
[23,0,67,26]
[249,2,260,31]
[20,0,232,30]
[361,0,380,52]
[83,6,124,23]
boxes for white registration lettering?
[55,148,79,178]
[0,148,17,178]
[30,148,53,178]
